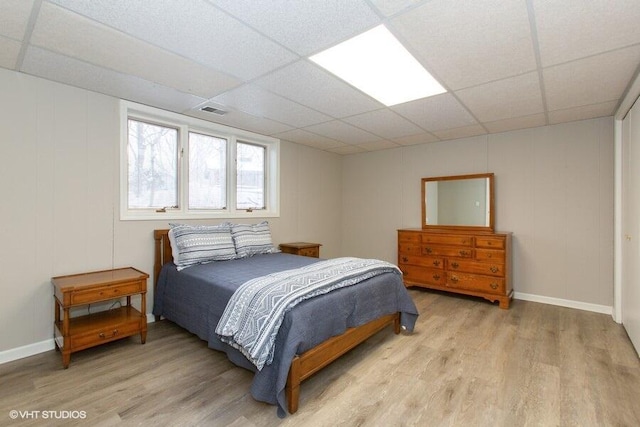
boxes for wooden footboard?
[286,312,401,414]
[153,229,402,414]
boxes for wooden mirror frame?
[421,173,495,232]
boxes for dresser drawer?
[70,281,143,305]
[475,249,505,262]
[398,231,422,243]
[398,243,423,256]
[447,259,505,277]
[475,236,505,249]
[399,254,444,269]
[400,265,446,286]
[423,245,472,258]
[446,272,505,295]
[422,234,473,246]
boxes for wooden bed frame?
[153,229,401,414]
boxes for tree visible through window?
[236,142,265,210]
[121,101,279,220]
[189,132,227,209]
[127,119,178,209]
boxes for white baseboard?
[0,314,156,366]
[514,292,613,316]
[0,338,55,365]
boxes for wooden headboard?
[153,229,172,292]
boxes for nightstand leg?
[62,351,70,369]
[140,291,147,344]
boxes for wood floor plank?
[1,289,639,426]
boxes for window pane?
[127,119,178,208]
[236,142,265,210]
[189,132,227,209]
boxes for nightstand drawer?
[297,247,319,257]
[279,242,322,258]
[70,281,144,305]
[70,318,142,351]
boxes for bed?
[152,228,418,416]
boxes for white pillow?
[168,223,236,271]
[231,221,278,258]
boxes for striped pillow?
[231,221,278,258]
[168,223,237,271]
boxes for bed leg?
[286,355,301,414]
[393,312,401,334]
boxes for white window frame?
[120,101,280,221]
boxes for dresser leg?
[140,330,147,344]
[499,297,510,309]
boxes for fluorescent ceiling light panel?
[310,25,446,106]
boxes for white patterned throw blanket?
[215,257,402,370]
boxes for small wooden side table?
[279,242,322,258]
[52,267,148,368]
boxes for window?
[120,101,279,220]
[236,142,265,210]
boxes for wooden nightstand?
[279,242,322,258]
[52,267,148,368]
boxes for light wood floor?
[2,289,640,427]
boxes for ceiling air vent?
[200,106,227,115]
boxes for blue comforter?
[153,253,418,417]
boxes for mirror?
[422,173,494,231]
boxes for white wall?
[342,118,614,309]
[0,68,343,356]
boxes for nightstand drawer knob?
[99,329,118,339]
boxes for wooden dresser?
[398,229,512,309]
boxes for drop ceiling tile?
[254,60,383,118]
[369,0,426,17]
[392,132,440,146]
[210,85,332,128]
[342,108,424,139]
[0,37,21,69]
[391,0,536,90]
[391,93,476,131]
[50,0,297,81]
[186,108,293,136]
[31,3,241,99]
[533,0,640,67]
[303,120,383,145]
[484,113,547,134]
[432,125,487,141]
[356,140,401,152]
[212,0,380,56]
[456,72,544,122]
[273,129,344,150]
[328,145,367,155]
[0,0,34,40]
[22,46,206,112]
[548,101,617,125]
[543,46,640,111]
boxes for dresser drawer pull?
[433,274,440,280]
[490,266,500,274]
[450,275,459,283]
[490,283,498,290]
[433,260,440,267]
[425,247,433,254]
[459,250,469,257]
[451,262,459,269]
[402,256,408,263]
[99,329,118,339]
